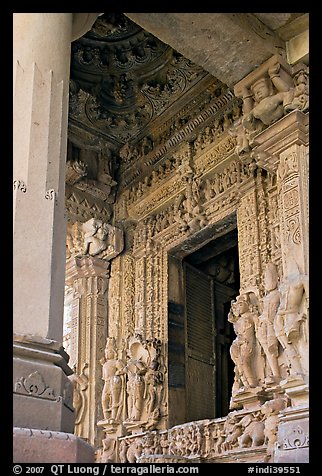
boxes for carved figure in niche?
[213,425,226,455]
[140,136,153,156]
[256,262,281,384]
[203,425,212,456]
[69,363,89,436]
[82,218,110,256]
[274,254,309,378]
[242,63,293,136]
[204,178,215,201]
[184,177,207,231]
[100,337,126,422]
[66,222,84,258]
[124,341,148,422]
[177,154,194,179]
[228,294,258,391]
[144,359,163,429]
[262,398,287,456]
[238,412,265,448]
[173,193,188,232]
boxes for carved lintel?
[230,388,270,411]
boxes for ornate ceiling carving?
[69,13,219,149]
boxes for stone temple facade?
[13,13,309,464]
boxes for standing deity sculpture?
[256,262,281,384]
[100,337,126,422]
[228,294,259,392]
[124,341,148,422]
[274,255,309,378]
[69,363,89,437]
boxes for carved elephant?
[238,414,265,448]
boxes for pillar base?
[273,405,309,463]
[13,335,75,432]
[13,427,95,463]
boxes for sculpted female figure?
[228,293,258,390]
[101,337,126,422]
[124,344,147,422]
[274,255,309,378]
[256,262,281,383]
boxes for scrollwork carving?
[282,425,309,450]
[15,371,56,400]
[45,189,56,200]
[13,180,27,193]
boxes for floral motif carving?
[13,180,27,193]
[45,189,56,200]
[15,371,56,400]
[282,425,309,450]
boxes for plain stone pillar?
[13,12,77,438]
[13,13,72,340]
[13,15,97,463]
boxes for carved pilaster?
[134,256,147,338]
[65,256,110,446]
[242,112,309,406]
[237,183,262,291]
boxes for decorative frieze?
[111,399,288,463]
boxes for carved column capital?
[251,110,309,175]
[65,255,110,285]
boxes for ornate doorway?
[168,224,239,425]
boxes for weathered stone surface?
[13,428,95,463]
[124,13,284,87]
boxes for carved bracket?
[66,218,124,261]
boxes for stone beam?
[72,13,102,42]
[124,13,286,87]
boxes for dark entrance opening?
[183,227,240,420]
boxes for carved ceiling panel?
[69,13,212,146]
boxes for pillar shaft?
[13,13,72,340]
